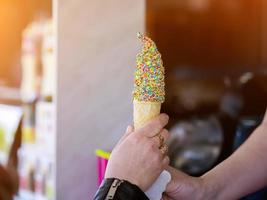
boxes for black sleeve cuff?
[93,178,149,200]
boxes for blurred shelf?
[0,86,21,105]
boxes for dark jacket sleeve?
[93,178,149,200]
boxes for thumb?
[117,125,134,145]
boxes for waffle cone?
[133,101,161,129]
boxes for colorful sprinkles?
[133,33,165,103]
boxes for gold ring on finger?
[160,145,168,155]
[157,134,165,149]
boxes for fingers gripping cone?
[133,33,171,200]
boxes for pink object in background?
[95,149,110,186]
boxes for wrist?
[189,177,208,200]
[199,176,222,200]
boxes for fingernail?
[126,126,130,132]
[126,125,131,132]
[126,125,134,133]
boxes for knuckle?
[162,129,169,134]
[160,157,170,170]
[165,156,170,165]
[146,123,155,133]
[162,129,170,139]
[142,123,154,135]
[156,118,164,128]
[161,129,167,136]
[149,118,163,131]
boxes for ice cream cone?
[133,101,161,129]
[132,33,170,200]
[133,33,165,130]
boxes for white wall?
[57,0,144,199]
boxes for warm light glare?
[0,0,51,87]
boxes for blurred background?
[146,0,267,199]
[146,0,267,173]
[1,0,267,200]
[0,0,54,200]
[0,0,52,87]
